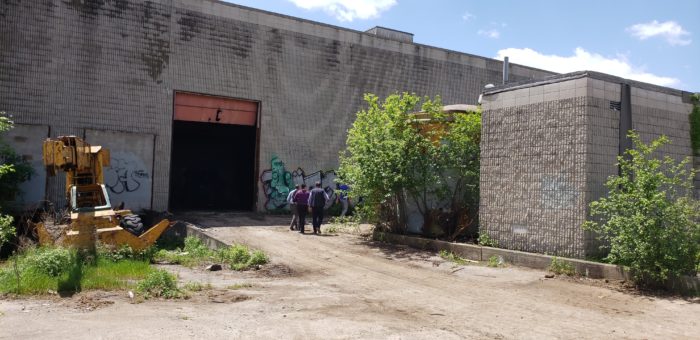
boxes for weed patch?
[24,247,72,277]
[227,283,253,290]
[439,250,470,265]
[549,257,576,276]
[326,216,361,234]
[96,244,156,263]
[136,269,182,299]
[478,233,498,247]
[155,237,268,271]
[183,281,212,292]
[487,255,503,268]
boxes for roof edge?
[482,70,695,98]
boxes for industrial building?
[0,0,552,212]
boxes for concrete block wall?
[581,78,620,255]
[629,87,693,166]
[481,72,697,258]
[480,78,590,257]
[0,0,553,211]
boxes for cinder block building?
[479,71,698,258]
[0,0,553,212]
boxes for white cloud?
[462,11,474,21]
[627,20,691,46]
[287,0,396,22]
[478,29,500,39]
[496,47,679,87]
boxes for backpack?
[311,188,326,208]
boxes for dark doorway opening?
[169,121,256,211]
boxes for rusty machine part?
[36,136,171,250]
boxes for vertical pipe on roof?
[502,56,509,84]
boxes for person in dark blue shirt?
[308,181,329,234]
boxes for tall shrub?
[339,93,423,231]
[583,131,700,287]
[339,93,481,236]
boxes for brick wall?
[0,0,553,211]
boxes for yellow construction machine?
[35,136,171,250]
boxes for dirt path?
[1,214,698,339]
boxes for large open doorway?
[169,92,258,211]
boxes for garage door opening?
[169,92,258,211]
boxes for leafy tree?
[690,93,700,155]
[440,109,481,239]
[0,112,33,249]
[339,93,421,231]
[339,93,481,238]
[583,131,700,287]
[0,113,32,205]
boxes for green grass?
[0,237,269,296]
[81,259,154,290]
[0,248,155,295]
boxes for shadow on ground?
[172,211,291,228]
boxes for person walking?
[293,184,310,233]
[308,181,330,235]
[287,184,300,230]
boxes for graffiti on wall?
[107,157,150,194]
[260,156,338,210]
[540,175,579,209]
[103,151,152,211]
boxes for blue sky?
[224,0,699,92]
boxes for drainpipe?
[618,83,632,175]
[502,56,509,84]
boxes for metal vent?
[609,101,621,111]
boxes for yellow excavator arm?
[37,136,170,250]
[43,136,109,195]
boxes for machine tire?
[120,214,144,236]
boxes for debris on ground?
[74,295,115,312]
[206,264,222,271]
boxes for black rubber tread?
[120,214,144,236]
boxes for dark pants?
[296,204,308,233]
[312,206,324,233]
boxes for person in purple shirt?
[292,184,310,233]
